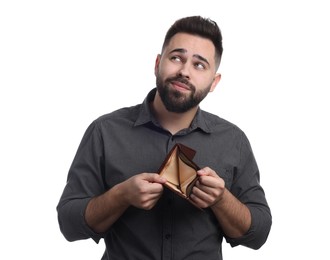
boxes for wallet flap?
[177,143,196,160]
[159,145,179,187]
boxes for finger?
[142,173,167,184]
[197,167,217,177]
[189,191,209,208]
[149,183,165,194]
[192,185,213,200]
[140,196,161,210]
[190,186,218,207]
[195,180,216,193]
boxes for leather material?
[158,143,200,200]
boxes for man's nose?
[177,63,191,79]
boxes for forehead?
[164,33,216,62]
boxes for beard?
[156,74,211,113]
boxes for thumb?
[143,173,167,184]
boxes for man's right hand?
[85,173,167,233]
[120,173,167,210]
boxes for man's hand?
[121,173,167,210]
[189,167,225,208]
[85,173,166,233]
[189,167,251,238]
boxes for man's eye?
[195,63,206,70]
[171,56,182,62]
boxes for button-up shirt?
[57,88,272,260]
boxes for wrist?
[110,182,130,209]
[210,188,227,209]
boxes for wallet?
[158,143,200,200]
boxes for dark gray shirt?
[57,88,272,260]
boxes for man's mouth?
[171,80,191,92]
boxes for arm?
[190,132,272,249]
[85,173,167,234]
[190,167,251,238]
[57,120,166,242]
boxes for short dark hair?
[161,16,223,69]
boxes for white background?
[1,0,329,259]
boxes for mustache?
[165,76,196,91]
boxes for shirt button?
[165,234,171,239]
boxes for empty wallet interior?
[159,144,199,197]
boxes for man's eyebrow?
[169,48,187,54]
[169,48,210,66]
[193,54,210,66]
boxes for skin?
[85,33,251,238]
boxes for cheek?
[158,65,178,79]
[192,76,215,94]
[159,59,184,76]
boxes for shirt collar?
[134,88,158,127]
[134,88,212,134]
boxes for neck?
[151,91,198,135]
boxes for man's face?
[155,32,220,113]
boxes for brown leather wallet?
[158,143,200,200]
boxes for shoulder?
[200,110,255,157]
[201,110,242,134]
[93,104,142,127]
[199,110,253,147]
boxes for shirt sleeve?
[225,131,272,249]
[56,120,106,243]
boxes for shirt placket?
[161,136,178,259]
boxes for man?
[57,16,272,259]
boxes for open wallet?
[158,143,200,205]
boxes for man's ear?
[154,54,161,76]
[209,73,221,92]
